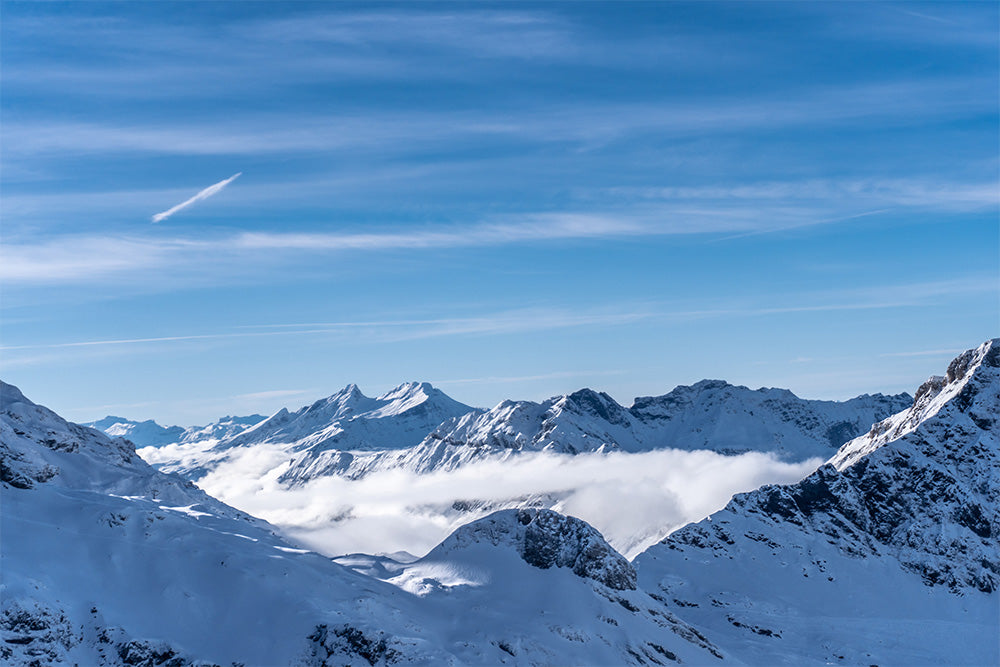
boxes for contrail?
[151,172,241,222]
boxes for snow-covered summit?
[426,508,637,591]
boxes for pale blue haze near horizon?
[1,1,997,426]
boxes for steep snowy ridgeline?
[633,340,1000,666]
[84,414,266,448]
[136,383,475,481]
[831,339,998,470]
[336,509,727,665]
[0,380,460,665]
[431,390,646,454]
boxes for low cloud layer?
[192,446,822,560]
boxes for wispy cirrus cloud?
[234,213,644,251]
[0,307,653,353]
[0,214,648,285]
[4,77,992,158]
[151,172,242,222]
[605,179,1000,210]
[4,277,994,355]
[1,202,993,287]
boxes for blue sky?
[1,1,997,426]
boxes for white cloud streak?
[151,172,241,222]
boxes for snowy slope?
[225,382,473,451]
[633,340,1000,665]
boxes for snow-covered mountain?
[82,415,186,448]
[144,382,476,482]
[631,380,911,459]
[84,413,266,448]
[8,380,730,665]
[2,339,996,665]
[225,382,473,451]
[633,339,1000,665]
[429,382,911,460]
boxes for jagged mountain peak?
[557,388,631,425]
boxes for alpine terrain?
[127,381,909,485]
[0,380,724,666]
[2,340,996,665]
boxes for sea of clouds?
[184,445,822,560]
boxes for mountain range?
[91,380,910,487]
[82,414,267,449]
[3,340,997,665]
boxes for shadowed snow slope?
[634,339,1000,666]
